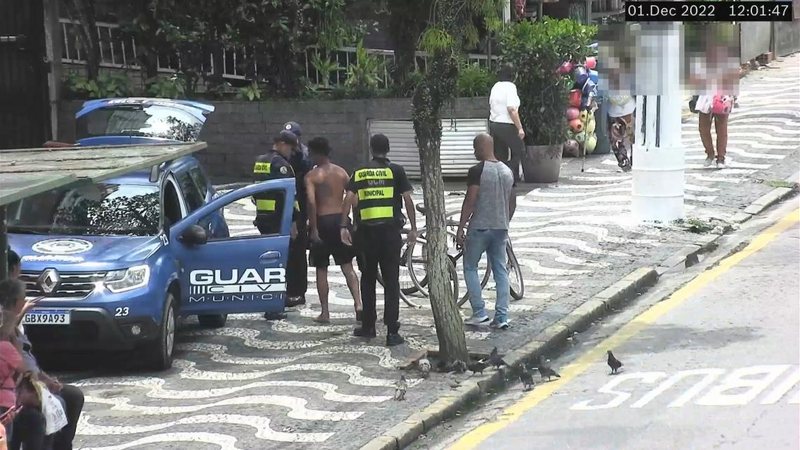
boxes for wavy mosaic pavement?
[69,54,799,449]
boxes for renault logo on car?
[39,269,60,294]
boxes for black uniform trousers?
[355,223,402,333]
[287,219,309,298]
[255,214,307,298]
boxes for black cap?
[275,130,298,146]
[283,121,302,137]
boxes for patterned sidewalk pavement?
[63,53,799,450]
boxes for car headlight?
[105,265,150,293]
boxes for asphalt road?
[413,200,800,450]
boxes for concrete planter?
[522,144,562,183]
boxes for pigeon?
[488,347,507,369]
[447,374,462,389]
[447,359,467,374]
[607,350,623,374]
[418,358,431,379]
[467,360,489,375]
[394,375,407,400]
[537,355,561,381]
[519,365,535,391]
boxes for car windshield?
[7,183,160,237]
[76,104,204,142]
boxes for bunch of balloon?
[561,56,599,158]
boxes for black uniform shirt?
[253,151,298,220]
[347,157,412,227]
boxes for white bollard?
[631,23,686,224]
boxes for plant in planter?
[498,18,596,182]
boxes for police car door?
[169,179,295,316]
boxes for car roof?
[76,98,215,122]
[105,156,200,186]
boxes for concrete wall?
[58,97,488,182]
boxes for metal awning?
[0,142,207,279]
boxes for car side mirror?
[180,225,208,246]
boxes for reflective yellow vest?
[352,165,396,225]
[252,154,300,215]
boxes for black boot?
[386,333,405,347]
[285,296,306,308]
[353,326,376,338]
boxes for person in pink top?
[0,300,24,442]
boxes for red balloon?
[557,61,575,75]
[566,107,580,120]
[569,118,584,133]
[568,89,582,107]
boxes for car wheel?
[198,314,227,328]
[145,292,176,370]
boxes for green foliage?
[344,42,384,98]
[420,27,456,53]
[236,81,263,101]
[63,71,131,99]
[116,0,361,98]
[457,63,496,97]
[310,52,343,88]
[497,18,597,145]
[388,70,425,98]
[146,74,187,99]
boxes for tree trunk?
[412,81,469,366]
[419,142,469,364]
[73,0,100,80]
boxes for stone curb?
[734,171,799,224]
[359,174,800,450]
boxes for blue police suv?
[7,98,296,370]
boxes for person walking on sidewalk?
[488,64,525,183]
[607,94,636,172]
[457,133,516,330]
[305,137,363,324]
[340,134,417,346]
[689,38,739,170]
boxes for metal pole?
[0,206,8,281]
[631,22,685,223]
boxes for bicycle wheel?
[377,267,419,308]
[406,236,460,303]
[398,239,420,296]
[507,243,524,301]
[412,230,490,307]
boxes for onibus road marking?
[569,365,799,410]
[450,208,800,450]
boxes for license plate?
[22,309,71,325]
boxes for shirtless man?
[305,137,363,323]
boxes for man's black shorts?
[309,214,356,268]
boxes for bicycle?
[374,226,459,308]
[411,204,524,305]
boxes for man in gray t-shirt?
[456,133,517,329]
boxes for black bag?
[688,95,699,113]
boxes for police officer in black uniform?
[340,134,417,346]
[253,133,299,235]
[282,121,314,308]
[252,131,303,318]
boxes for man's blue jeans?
[463,228,510,322]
